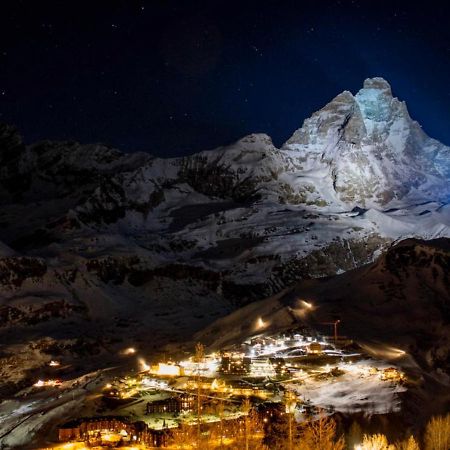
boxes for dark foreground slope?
[197,238,450,422]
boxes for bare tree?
[396,435,420,450]
[194,342,205,447]
[424,413,450,450]
[209,396,225,449]
[168,420,197,449]
[358,434,396,450]
[262,402,303,450]
[284,391,297,450]
[298,414,345,450]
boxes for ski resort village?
[0,308,410,449]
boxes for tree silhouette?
[298,414,345,450]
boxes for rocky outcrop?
[283,77,450,207]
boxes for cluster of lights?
[179,356,220,377]
[141,377,168,389]
[34,379,62,387]
[96,323,406,447]
[154,362,182,376]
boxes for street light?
[301,300,313,309]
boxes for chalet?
[146,393,196,414]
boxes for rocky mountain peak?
[362,77,393,95]
[280,78,450,207]
[354,77,407,128]
[234,133,275,150]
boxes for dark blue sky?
[1,0,450,156]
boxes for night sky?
[1,0,450,157]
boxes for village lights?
[255,316,268,330]
[296,299,316,318]
[121,347,137,356]
[155,362,182,376]
[138,358,150,372]
[33,379,62,387]
[57,329,409,449]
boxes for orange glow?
[255,317,268,330]
[34,379,62,387]
[138,358,150,372]
[154,362,182,376]
[121,347,136,355]
[301,300,313,309]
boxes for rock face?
[0,77,449,356]
[284,77,449,207]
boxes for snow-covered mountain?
[0,77,449,380]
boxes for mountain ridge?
[0,78,448,378]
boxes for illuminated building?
[57,417,165,446]
[151,362,184,376]
[269,357,287,375]
[250,358,276,377]
[220,354,251,374]
[306,342,323,355]
[146,393,196,414]
[381,367,405,382]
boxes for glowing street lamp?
[255,317,268,330]
[138,358,150,372]
[121,347,136,356]
[301,300,313,309]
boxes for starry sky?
[1,0,450,157]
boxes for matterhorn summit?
[283,77,450,207]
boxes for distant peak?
[236,133,274,147]
[362,77,392,96]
